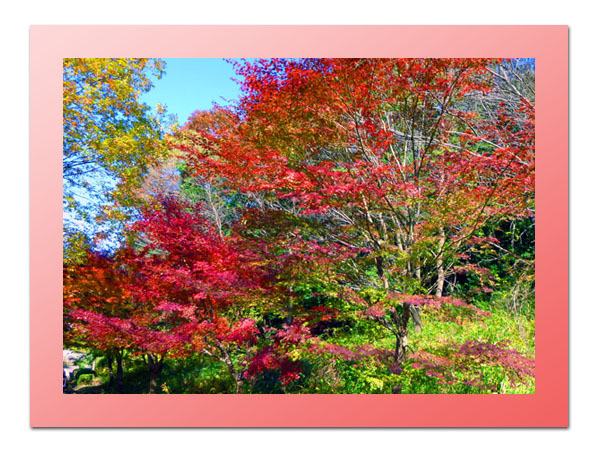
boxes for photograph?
[62,57,536,395]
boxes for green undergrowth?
[68,302,534,395]
[309,302,535,394]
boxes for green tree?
[63,58,171,260]
[63,58,166,192]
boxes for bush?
[77,373,94,385]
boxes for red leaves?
[242,321,312,386]
[307,305,339,323]
[65,58,535,392]
[68,309,135,351]
[65,198,265,370]
[125,198,265,359]
[275,321,312,345]
[128,197,264,310]
[179,59,533,254]
[410,340,535,390]
[243,346,303,386]
[458,340,535,378]
[224,319,260,346]
[64,251,139,351]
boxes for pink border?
[30,25,568,427]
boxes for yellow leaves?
[288,349,302,360]
[63,57,175,238]
[63,229,91,266]
[156,103,167,115]
[366,376,384,390]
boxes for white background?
[1,1,596,447]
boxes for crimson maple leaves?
[65,198,266,392]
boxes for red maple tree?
[179,58,535,378]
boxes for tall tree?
[181,58,534,368]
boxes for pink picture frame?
[30,25,568,427]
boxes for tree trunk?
[106,354,114,390]
[115,351,124,393]
[233,375,243,394]
[391,303,411,364]
[145,354,163,394]
[375,257,389,289]
[219,344,243,394]
[409,305,423,333]
[149,370,158,394]
[394,332,409,364]
[286,297,294,325]
[435,229,446,298]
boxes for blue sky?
[140,58,243,125]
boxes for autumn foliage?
[64,58,535,394]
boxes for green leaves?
[63,58,171,255]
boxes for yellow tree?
[63,58,172,261]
